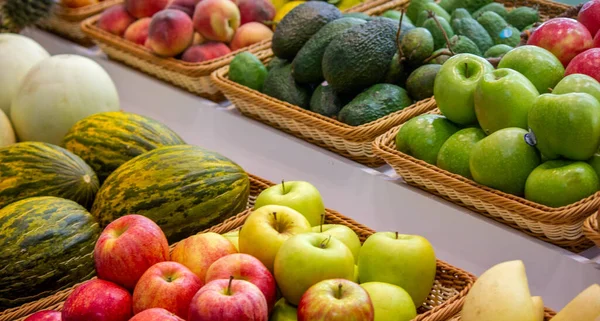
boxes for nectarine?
[124,18,151,45]
[193,0,240,42]
[230,21,272,51]
[97,5,135,36]
[181,42,232,62]
[147,9,194,57]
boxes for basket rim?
[52,0,123,21]
[583,210,600,246]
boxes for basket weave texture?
[2,175,476,321]
[583,211,600,247]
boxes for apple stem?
[464,62,469,78]
[395,9,406,62]
[320,235,332,249]
[320,213,325,233]
[337,283,343,299]
[281,180,286,194]
[227,276,234,296]
[428,11,455,56]
[395,231,399,239]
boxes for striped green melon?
[0,196,100,309]
[62,111,186,182]
[0,142,100,209]
[91,145,250,242]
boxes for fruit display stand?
[583,211,600,247]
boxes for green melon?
[0,196,100,309]
[0,142,99,209]
[62,111,186,183]
[91,145,250,242]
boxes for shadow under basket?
[80,14,272,102]
[583,211,600,247]
[373,107,596,253]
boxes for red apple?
[62,279,132,321]
[578,0,600,36]
[298,279,374,321]
[188,277,268,321]
[171,232,237,281]
[205,253,276,311]
[24,311,61,321]
[565,48,600,82]
[125,0,169,18]
[133,261,202,319]
[237,0,275,25]
[124,18,152,46]
[527,18,594,67]
[97,5,135,36]
[594,30,600,47]
[181,42,232,62]
[193,0,240,42]
[129,308,185,321]
[94,215,169,290]
[229,22,273,51]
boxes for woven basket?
[372,107,596,252]
[583,211,600,247]
[36,0,122,46]
[80,14,273,102]
[447,309,557,321]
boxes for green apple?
[434,53,494,125]
[270,298,298,321]
[587,152,600,178]
[357,232,436,307]
[254,181,325,226]
[239,205,311,272]
[525,160,599,207]
[274,232,354,305]
[222,230,239,251]
[396,114,460,165]
[474,68,539,135]
[528,92,600,161]
[360,282,417,321]
[312,224,361,263]
[353,265,359,283]
[553,73,600,102]
[437,127,486,179]
[469,128,540,196]
[497,45,564,94]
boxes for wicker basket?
[583,211,600,247]
[36,0,122,46]
[447,309,557,321]
[372,106,597,252]
[80,14,273,102]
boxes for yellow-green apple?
[271,298,298,321]
[396,114,460,165]
[525,160,600,207]
[433,53,494,125]
[469,128,540,195]
[551,284,600,321]
[129,308,185,321]
[553,73,600,102]
[360,282,417,321]
[205,253,277,311]
[124,18,151,45]
[147,9,194,57]
[498,45,564,93]
[62,279,132,321]
[97,5,135,36]
[230,22,273,51]
[23,311,61,321]
[312,224,361,263]
[297,279,374,321]
[565,48,600,82]
[474,68,539,135]
[254,181,325,226]
[358,232,436,307]
[132,261,202,318]
[94,214,170,290]
[527,18,594,67]
[274,232,354,305]
[528,92,600,160]
[193,0,241,42]
[437,127,486,179]
[187,277,269,321]
[238,0,275,24]
[578,0,600,36]
[125,0,169,18]
[353,265,359,283]
[181,42,232,62]
[166,0,199,17]
[238,205,311,271]
[171,232,237,281]
[222,230,240,250]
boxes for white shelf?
[24,28,600,310]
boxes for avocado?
[406,0,433,22]
[439,0,493,13]
[477,11,520,46]
[263,63,312,108]
[472,2,507,19]
[415,2,451,26]
[451,8,472,20]
[309,83,347,117]
[338,84,413,126]
[343,12,370,20]
[292,17,366,84]
[484,44,513,57]
[381,10,414,25]
[229,52,268,92]
[401,27,435,66]
[322,18,399,94]
[451,13,493,52]
[406,64,441,100]
[422,15,454,49]
[267,57,287,71]
[449,35,482,55]
[272,2,342,59]
[427,48,452,64]
[383,52,409,86]
[505,6,539,31]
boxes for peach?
[147,9,194,57]
[97,5,135,36]
[237,0,275,25]
[193,0,240,42]
[181,42,231,62]
[125,0,169,19]
[166,0,199,17]
[124,18,151,45]
[230,22,272,51]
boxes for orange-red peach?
[230,22,272,51]
[147,9,194,57]
[181,42,232,62]
[125,0,169,18]
[124,17,151,45]
[97,5,135,36]
[193,0,240,42]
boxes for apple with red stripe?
[62,279,132,321]
[297,279,374,321]
[23,311,61,321]
[129,308,185,321]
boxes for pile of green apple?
[396,46,600,208]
